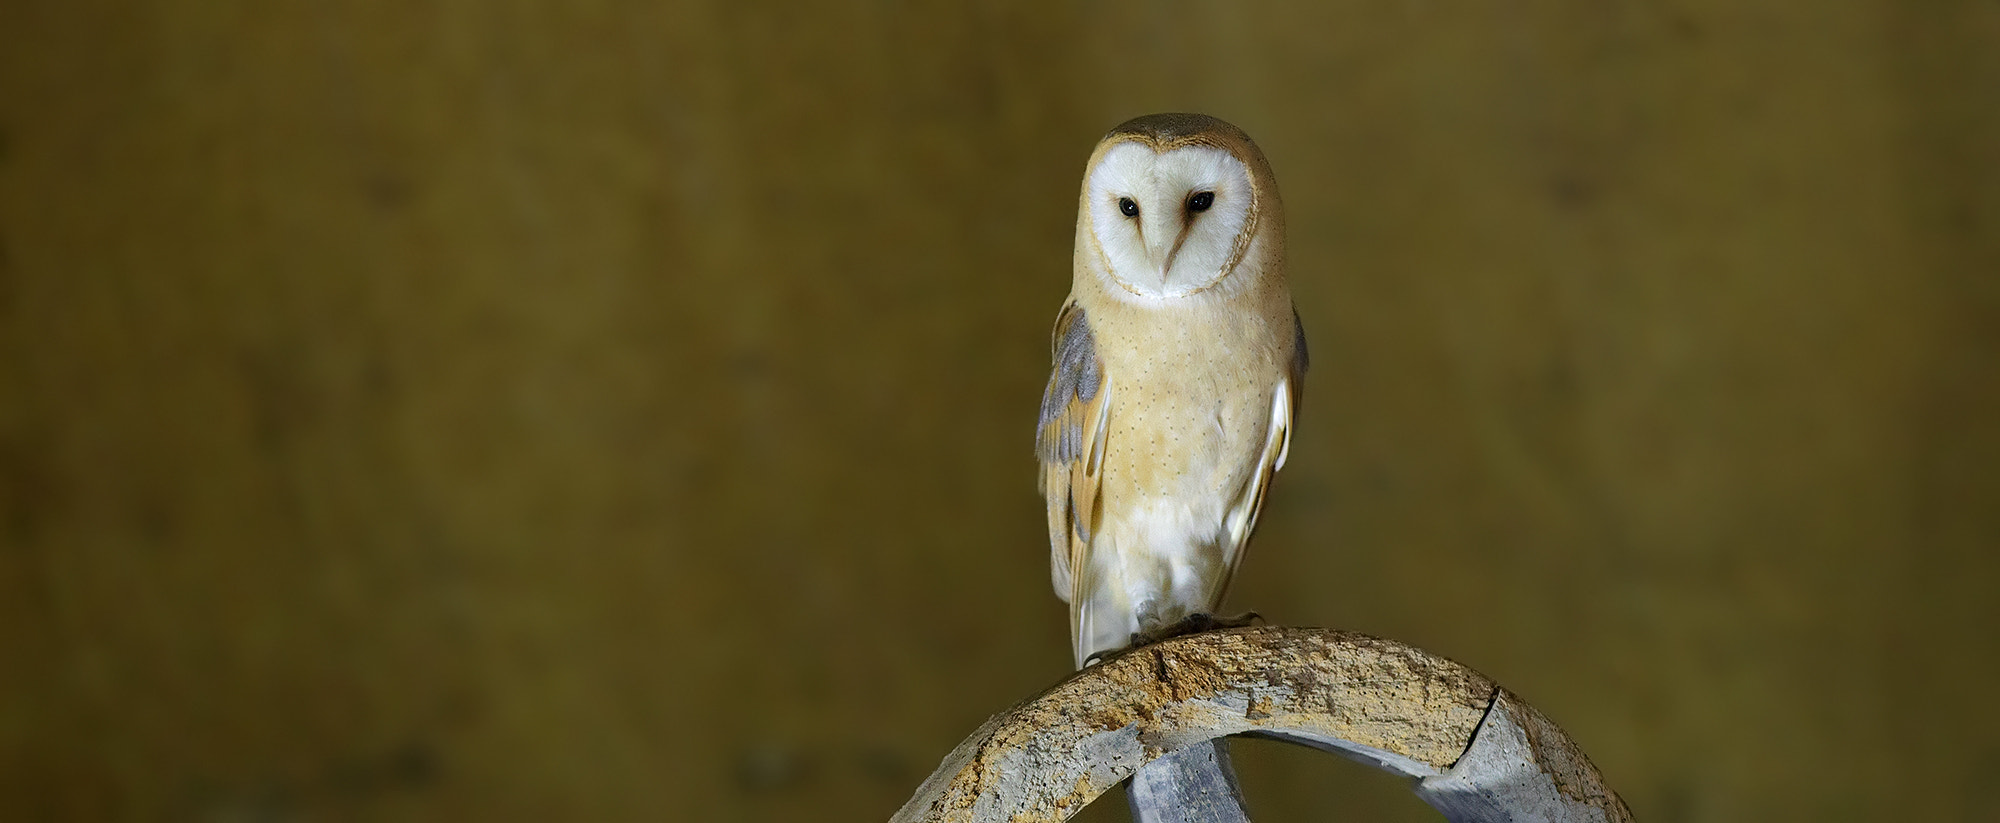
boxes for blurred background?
[2,1,1995,820]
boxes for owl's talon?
[1127,611,1264,649]
[1208,611,1263,629]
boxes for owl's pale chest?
[1091,302,1288,501]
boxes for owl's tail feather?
[1070,566,1096,669]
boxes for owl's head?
[1078,113,1282,299]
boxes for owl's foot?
[1082,613,1265,666]
[1129,611,1263,648]
[1202,611,1264,630]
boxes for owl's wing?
[1212,309,1310,606]
[1035,300,1111,625]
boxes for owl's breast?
[1094,307,1288,506]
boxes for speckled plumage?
[1037,114,1307,668]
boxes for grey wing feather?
[1036,301,1108,605]
[1037,307,1100,463]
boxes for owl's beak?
[1142,212,1187,281]
[1161,227,1192,276]
[1146,228,1191,281]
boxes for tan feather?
[1210,377,1291,608]
[1211,315,1308,607]
[1035,300,1109,605]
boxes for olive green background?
[2,2,1996,821]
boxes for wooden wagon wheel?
[892,627,1633,822]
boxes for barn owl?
[1038,113,1307,669]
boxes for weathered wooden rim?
[891,626,1633,822]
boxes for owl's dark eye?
[1118,197,1139,218]
[1188,191,1214,212]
